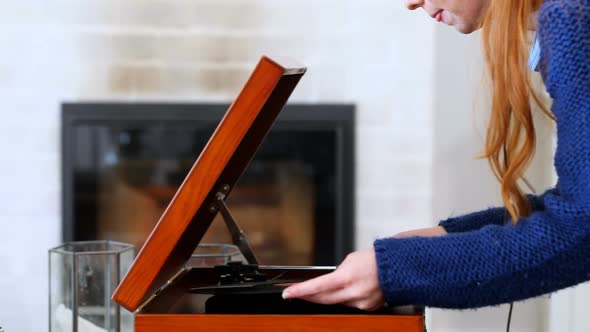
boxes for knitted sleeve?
[374,0,590,309]
[438,188,559,233]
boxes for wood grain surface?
[135,314,425,332]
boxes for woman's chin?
[454,22,479,34]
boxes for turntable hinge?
[209,185,259,265]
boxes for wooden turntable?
[112,55,425,332]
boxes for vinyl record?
[190,279,301,295]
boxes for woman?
[282,0,590,310]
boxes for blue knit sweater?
[374,0,590,309]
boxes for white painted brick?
[0,26,75,66]
[0,128,58,162]
[161,64,252,97]
[77,32,159,62]
[107,63,163,94]
[391,159,432,192]
[355,221,389,245]
[357,191,431,223]
[356,127,432,163]
[357,158,431,194]
[46,0,197,28]
[0,1,50,25]
[300,64,349,101]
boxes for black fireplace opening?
[62,103,355,266]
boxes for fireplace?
[62,103,354,266]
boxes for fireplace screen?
[62,103,354,265]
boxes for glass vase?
[49,241,134,332]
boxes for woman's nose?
[404,0,424,10]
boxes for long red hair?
[481,0,554,222]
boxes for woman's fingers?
[281,248,385,312]
[282,271,343,299]
[295,287,352,305]
[295,286,384,311]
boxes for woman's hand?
[281,226,447,311]
[392,225,447,238]
[282,248,385,311]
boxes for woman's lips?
[433,10,443,23]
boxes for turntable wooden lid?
[112,56,306,313]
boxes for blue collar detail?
[528,33,542,72]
